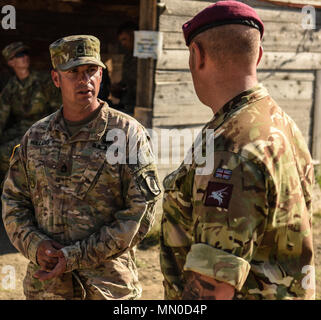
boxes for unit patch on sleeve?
[204,181,233,209]
[214,168,232,180]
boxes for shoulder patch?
[10,144,20,162]
[205,182,233,209]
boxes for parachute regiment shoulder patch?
[204,181,233,209]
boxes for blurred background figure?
[0,41,61,186]
[109,21,138,116]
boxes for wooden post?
[313,70,321,173]
[134,0,157,128]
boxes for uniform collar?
[209,83,269,131]
[48,99,109,143]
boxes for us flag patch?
[214,168,232,180]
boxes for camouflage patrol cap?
[2,42,30,61]
[49,35,106,71]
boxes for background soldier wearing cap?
[0,41,61,186]
[2,35,161,300]
[160,1,315,300]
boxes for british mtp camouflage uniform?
[160,84,315,300]
[2,101,161,299]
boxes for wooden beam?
[157,50,321,70]
[135,0,157,128]
[313,70,321,167]
[154,80,314,106]
[155,70,315,83]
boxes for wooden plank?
[312,70,321,164]
[259,52,321,70]
[157,49,321,70]
[260,0,321,9]
[161,28,321,52]
[160,15,308,33]
[135,0,157,127]
[156,70,315,82]
[159,14,319,33]
[152,99,312,142]
[160,0,313,21]
[153,100,311,143]
[153,103,213,126]
[154,80,313,108]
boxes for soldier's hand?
[33,249,67,281]
[36,240,64,272]
[182,271,235,300]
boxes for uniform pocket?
[73,150,107,200]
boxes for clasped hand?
[33,240,67,281]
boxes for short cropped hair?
[193,24,261,67]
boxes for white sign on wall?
[133,31,163,59]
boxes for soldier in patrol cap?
[0,41,61,186]
[2,35,161,300]
[160,1,315,300]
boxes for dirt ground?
[0,213,320,300]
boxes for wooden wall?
[154,0,321,181]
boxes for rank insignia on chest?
[214,168,232,180]
[205,182,233,209]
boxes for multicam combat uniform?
[160,84,315,300]
[2,101,161,300]
[0,70,61,182]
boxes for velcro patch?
[204,182,233,209]
[214,168,232,180]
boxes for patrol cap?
[2,42,30,61]
[182,1,264,46]
[49,35,106,71]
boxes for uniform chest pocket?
[73,150,107,200]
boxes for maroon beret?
[182,1,264,46]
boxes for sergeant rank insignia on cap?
[205,182,233,209]
[214,168,232,180]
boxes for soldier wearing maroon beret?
[160,1,315,300]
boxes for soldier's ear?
[51,69,60,88]
[189,41,205,71]
[257,45,263,66]
[99,67,103,80]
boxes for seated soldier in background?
[0,42,61,185]
[109,22,138,116]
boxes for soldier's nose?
[79,71,90,83]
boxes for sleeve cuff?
[184,243,250,291]
[27,232,51,265]
[61,245,82,272]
